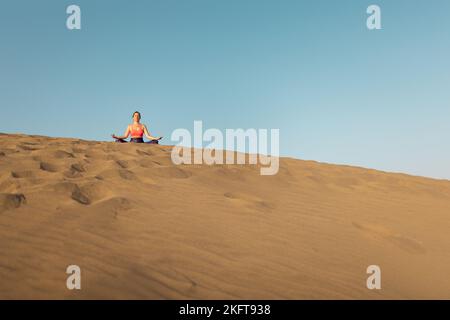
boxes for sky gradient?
[1,0,449,179]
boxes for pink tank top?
[131,125,144,138]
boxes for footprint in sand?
[95,168,137,181]
[71,187,91,205]
[224,192,274,213]
[78,181,111,203]
[53,150,75,159]
[11,170,35,179]
[136,149,154,156]
[18,144,40,151]
[51,182,91,205]
[72,147,87,154]
[95,197,132,218]
[140,160,162,168]
[119,169,137,180]
[74,163,86,170]
[352,222,427,254]
[115,160,131,169]
[64,163,86,178]
[67,181,111,205]
[0,193,26,213]
[39,162,59,173]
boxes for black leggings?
[115,137,158,144]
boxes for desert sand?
[1,133,450,299]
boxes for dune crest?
[1,133,450,299]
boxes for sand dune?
[1,133,450,299]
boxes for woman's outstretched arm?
[112,125,131,139]
[143,125,162,140]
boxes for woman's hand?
[112,126,131,140]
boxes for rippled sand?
[1,133,450,299]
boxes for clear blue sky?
[1,0,449,179]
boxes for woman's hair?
[132,111,141,119]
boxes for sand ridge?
[1,133,450,299]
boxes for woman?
[112,111,162,143]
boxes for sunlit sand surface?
[1,133,450,299]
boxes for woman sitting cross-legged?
[112,111,162,144]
